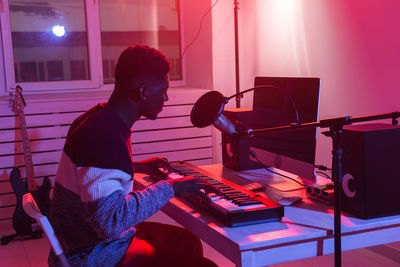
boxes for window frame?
[0,0,185,96]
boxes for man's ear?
[138,87,146,101]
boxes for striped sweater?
[49,104,174,266]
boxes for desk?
[134,164,400,267]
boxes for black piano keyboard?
[169,161,284,227]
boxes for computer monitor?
[248,76,321,183]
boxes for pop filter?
[190,91,237,136]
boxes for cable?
[315,165,332,179]
[315,164,332,171]
[316,171,332,179]
[249,149,307,187]
[180,0,220,60]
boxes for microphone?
[191,86,301,138]
[190,91,238,136]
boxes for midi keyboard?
[168,161,284,227]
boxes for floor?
[1,211,400,267]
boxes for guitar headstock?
[9,85,26,114]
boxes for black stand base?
[1,231,43,245]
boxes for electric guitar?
[3,86,51,244]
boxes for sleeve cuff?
[156,180,175,199]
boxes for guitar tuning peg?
[8,91,15,107]
[8,97,13,107]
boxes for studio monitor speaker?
[221,108,259,170]
[341,123,400,219]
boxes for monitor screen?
[249,76,320,183]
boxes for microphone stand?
[233,0,241,108]
[243,111,400,267]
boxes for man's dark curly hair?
[114,44,171,90]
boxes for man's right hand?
[166,176,220,201]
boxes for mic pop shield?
[190,91,237,135]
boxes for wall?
[212,0,400,166]
[211,0,237,162]
[181,0,214,89]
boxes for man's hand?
[166,176,221,202]
[133,157,172,178]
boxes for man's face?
[140,74,169,120]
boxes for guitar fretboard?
[18,112,36,192]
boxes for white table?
[134,164,400,267]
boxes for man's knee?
[176,227,203,256]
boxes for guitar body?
[10,167,51,238]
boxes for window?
[0,0,182,94]
[9,0,90,83]
[99,0,182,83]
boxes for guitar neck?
[18,112,37,192]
